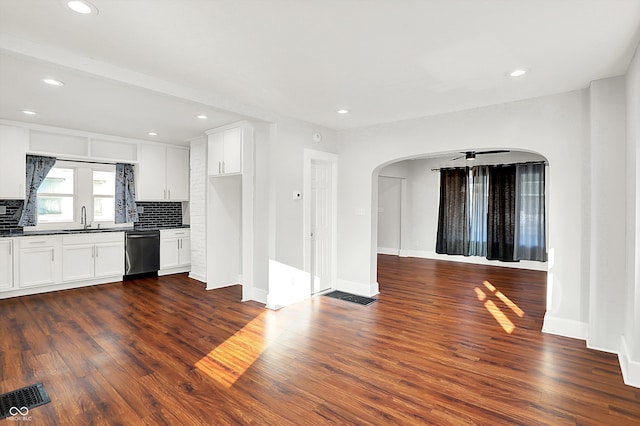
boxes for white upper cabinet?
[137,144,189,201]
[207,125,243,176]
[0,125,28,199]
[166,147,190,200]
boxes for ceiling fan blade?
[476,150,510,155]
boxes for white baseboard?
[619,336,640,388]
[377,247,400,255]
[541,313,588,340]
[188,272,207,283]
[246,287,268,304]
[397,249,548,271]
[0,275,123,300]
[158,266,191,276]
[336,279,379,297]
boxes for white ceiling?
[0,0,639,144]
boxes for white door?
[19,247,57,288]
[160,238,181,269]
[180,237,191,266]
[311,160,332,294]
[166,148,190,200]
[223,127,242,174]
[94,242,125,278]
[0,240,14,291]
[62,244,94,282]
[377,176,402,254]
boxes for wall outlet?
[137,206,144,214]
[0,206,6,215]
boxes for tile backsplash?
[0,200,183,231]
[134,202,183,228]
[0,200,23,232]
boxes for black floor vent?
[0,383,51,419]
[323,290,377,306]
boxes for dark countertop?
[0,224,190,238]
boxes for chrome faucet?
[81,205,89,230]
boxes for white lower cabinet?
[0,232,125,299]
[17,236,62,288]
[0,239,15,291]
[62,233,124,282]
[160,229,191,275]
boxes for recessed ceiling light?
[147,132,158,136]
[42,78,64,86]
[336,109,349,114]
[508,69,528,77]
[66,0,98,15]
[22,110,37,115]
[195,114,208,119]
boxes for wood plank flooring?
[1,255,639,424]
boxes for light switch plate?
[0,206,6,215]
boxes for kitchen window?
[37,167,75,223]
[30,161,126,230]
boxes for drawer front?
[160,229,190,239]
[63,232,124,245]
[18,236,61,249]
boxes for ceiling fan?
[450,150,510,161]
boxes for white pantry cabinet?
[159,228,191,275]
[62,233,124,282]
[137,144,189,201]
[207,126,242,176]
[0,239,14,291]
[17,236,62,288]
[0,125,28,199]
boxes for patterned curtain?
[436,168,469,255]
[15,155,57,226]
[115,163,139,223]
[514,162,547,261]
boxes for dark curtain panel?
[487,165,517,261]
[436,168,468,255]
[514,162,547,261]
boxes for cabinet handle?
[168,190,171,200]
[164,189,167,199]
[51,249,54,262]
[92,246,95,258]
[218,161,221,174]
[179,239,181,249]
[95,246,99,258]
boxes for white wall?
[588,76,627,353]
[265,118,339,308]
[624,42,640,387]
[377,176,403,254]
[337,89,591,337]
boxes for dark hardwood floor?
[1,255,639,424]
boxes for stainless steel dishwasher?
[124,229,160,277]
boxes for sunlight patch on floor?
[474,280,525,334]
[194,310,283,388]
